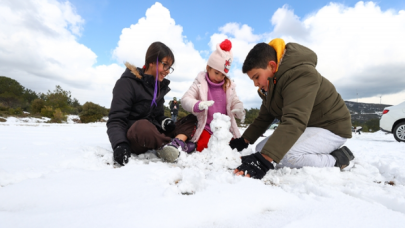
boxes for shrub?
[31,99,45,114]
[14,107,22,115]
[41,106,54,118]
[80,115,102,123]
[50,108,66,123]
[0,117,6,122]
[365,118,379,132]
[8,108,15,115]
[69,107,81,115]
[0,102,7,111]
[79,102,107,123]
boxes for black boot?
[330,146,355,170]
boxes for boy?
[230,38,354,179]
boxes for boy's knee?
[284,154,298,164]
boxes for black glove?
[162,118,176,133]
[230,137,249,151]
[114,143,131,166]
[236,152,274,179]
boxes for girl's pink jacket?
[181,71,245,142]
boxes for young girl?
[107,42,197,165]
[181,39,245,152]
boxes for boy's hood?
[276,42,318,77]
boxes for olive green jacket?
[242,43,352,163]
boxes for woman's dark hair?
[242,43,277,73]
[144,42,175,70]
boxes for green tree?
[241,108,260,126]
[0,76,24,96]
[0,77,81,118]
[69,98,82,114]
[0,76,25,108]
[22,88,38,103]
[44,85,72,113]
[38,92,47,101]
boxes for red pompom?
[219,39,232,51]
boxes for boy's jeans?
[256,127,347,168]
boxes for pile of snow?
[0,115,107,124]
[3,116,50,124]
[1,114,405,227]
[66,115,81,124]
[174,113,243,194]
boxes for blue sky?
[1,0,405,108]
[70,0,405,66]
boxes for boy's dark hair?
[145,42,175,70]
[242,43,277,73]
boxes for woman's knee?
[127,120,158,141]
[130,120,155,133]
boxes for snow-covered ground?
[1,115,405,228]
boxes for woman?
[107,42,197,165]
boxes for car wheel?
[274,126,277,129]
[393,121,405,142]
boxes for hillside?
[345,101,391,123]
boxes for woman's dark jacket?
[107,66,170,149]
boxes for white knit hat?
[207,39,233,76]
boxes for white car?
[380,101,405,142]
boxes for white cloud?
[2,0,404,111]
[271,5,310,41]
[0,0,122,107]
[271,2,405,105]
[112,2,206,100]
[211,1,405,106]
